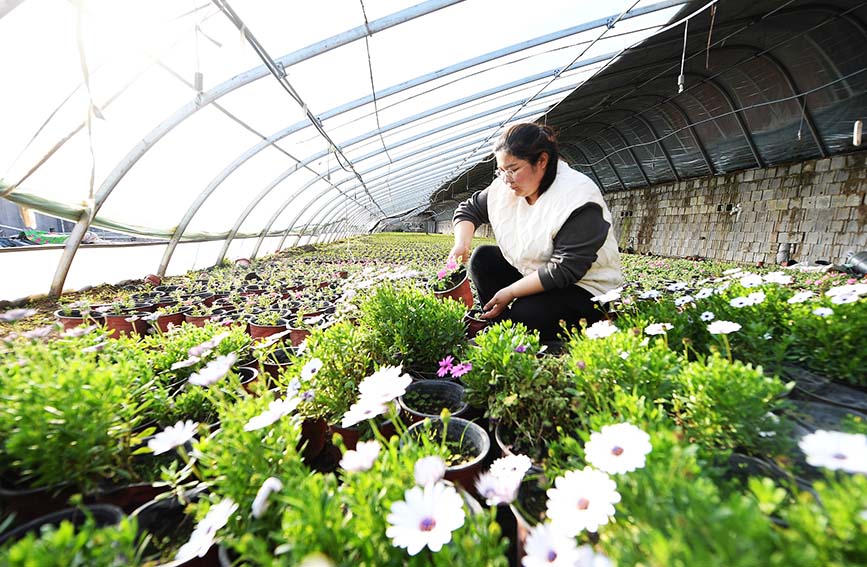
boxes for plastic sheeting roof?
[0,0,687,294]
[439,0,867,203]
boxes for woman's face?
[495,151,548,203]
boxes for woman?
[449,123,622,340]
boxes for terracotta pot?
[288,327,311,346]
[248,319,290,341]
[299,418,328,462]
[329,423,360,450]
[155,308,192,333]
[463,309,490,339]
[184,313,216,327]
[104,312,150,338]
[54,309,105,331]
[143,274,162,286]
[431,267,473,309]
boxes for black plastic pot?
[398,380,468,422]
[0,504,123,547]
[402,417,490,494]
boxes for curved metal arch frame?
[560,142,605,188]
[210,94,561,266]
[262,105,546,257]
[582,137,627,191]
[47,0,465,296]
[578,121,651,187]
[52,0,687,291]
[249,136,482,258]
[710,44,828,157]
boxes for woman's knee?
[469,245,503,272]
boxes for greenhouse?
[0,0,866,565]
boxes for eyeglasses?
[495,163,527,180]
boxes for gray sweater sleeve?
[537,203,610,291]
[452,189,489,227]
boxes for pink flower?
[450,363,472,378]
[437,269,447,280]
[445,258,458,271]
[437,356,454,378]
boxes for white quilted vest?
[487,160,623,297]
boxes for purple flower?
[0,308,38,322]
[449,363,472,378]
[514,344,528,353]
[437,356,454,378]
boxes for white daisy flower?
[762,272,793,285]
[700,311,715,321]
[729,297,751,308]
[584,320,618,340]
[619,351,630,360]
[638,290,661,300]
[546,467,620,535]
[695,287,714,299]
[674,295,695,307]
[357,365,413,405]
[708,320,741,335]
[490,454,533,479]
[386,482,465,556]
[251,477,283,518]
[739,273,764,288]
[243,397,301,432]
[787,291,815,304]
[148,420,198,455]
[747,291,766,305]
[826,283,867,298]
[798,430,867,474]
[812,307,834,317]
[521,522,582,567]
[831,293,860,305]
[414,455,447,487]
[188,353,237,387]
[301,358,324,381]
[340,440,381,472]
[176,498,238,561]
[590,288,622,304]
[723,267,743,275]
[583,423,652,475]
[340,399,388,428]
[714,281,731,294]
[475,471,520,506]
[644,322,673,336]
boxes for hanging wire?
[75,3,101,211]
[359,0,394,208]
[567,66,865,169]
[442,0,647,184]
[705,3,717,69]
[211,0,386,218]
[678,19,688,93]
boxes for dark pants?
[469,245,604,341]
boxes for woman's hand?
[482,286,516,319]
[448,243,470,265]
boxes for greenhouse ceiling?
[1,0,863,298]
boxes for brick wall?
[606,151,867,265]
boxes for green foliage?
[141,322,251,382]
[294,320,375,422]
[359,283,466,372]
[787,298,867,386]
[670,355,791,458]
[0,515,142,566]
[193,393,308,542]
[563,325,682,416]
[0,334,153,491]
[599,429,791,567]
[461,320,541,408]
[229,436,508,567]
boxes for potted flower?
[54,301,105,330]
[247,310,291,341]
[398,380,469,423]
[429,257,473,308]
[463,307,490,339]
[360,283,467,373]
